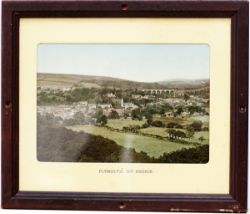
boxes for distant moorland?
[38,73,209,90]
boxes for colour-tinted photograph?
[37,44,210,163]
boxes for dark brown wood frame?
[1,0,249,212]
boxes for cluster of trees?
[188,120,203,131]
[171,105,208,117]
[156,145,209,163]
[131,108,143,120]
[166,122,183,128]
[78,136,151,163]
[109,110,120,119]
[37,116,90,161]
[131,104,173,121]
[122,125,141,133]
[187,105,208,115]
[167,129,186,139]
[150,120,164,127]
[166,120,205,141]
[38,87,122,105]
[95,109,107,125]
[144,117,204,131]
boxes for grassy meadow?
[67,125,194,158]
[107,118,146,130]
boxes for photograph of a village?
[37,44,210,163]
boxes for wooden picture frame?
[1,0,249,212]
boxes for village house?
[38,105,78,120]
[192,112,202,116]
[123,103,138,109]
[114,108,124,116]
[121,98,138,110]
[85,104,96,114]
[98,103,112,109]
[88,103,96,109]
[106,93,116,98]
[163,98,183,105]
[132,94,141,99]
[73,101,88,110]
[181,111,189,117]
[78,101,88,106]
[103,108,124,117]
[61,87,72,92]
[102,108,112,117]
[141,95,149,99]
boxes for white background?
[0,1,249,213]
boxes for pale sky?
[37,44,209,82]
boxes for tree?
[202,127,209,131]
[159,108,165,116]
[167,129,176,139]
[109,110,119,119]
[176,130,186,139]
[198,136,205,142]
[187,125,195,132]
[190,120,203,131]
[176,106,184,116]
[138,114,143,121]
[184,94,190,102]
[186,129,195,139]
[142,123,150,128]
[123,125,140,133]
[124,111,129,119]
[167,129,186,140]
[131,108,142,120]
[97,115,107,125]
[167,122,183,129]
[151,120,164,127]
[145,113,153,125]
[95,109,103,119]
[156,145,209,163]
[188,105,202,115]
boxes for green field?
[107,118,146,130]
[188,131,209,145]
[140,127,209,145]
[140,127,184,138]
[140,127,168,137]
[153,114,188,126]
[66,125,194,157]
[153,114,209,127]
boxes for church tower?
[121,98,124,107]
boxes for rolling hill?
[37,73,209,90]
[158,79,209,89]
